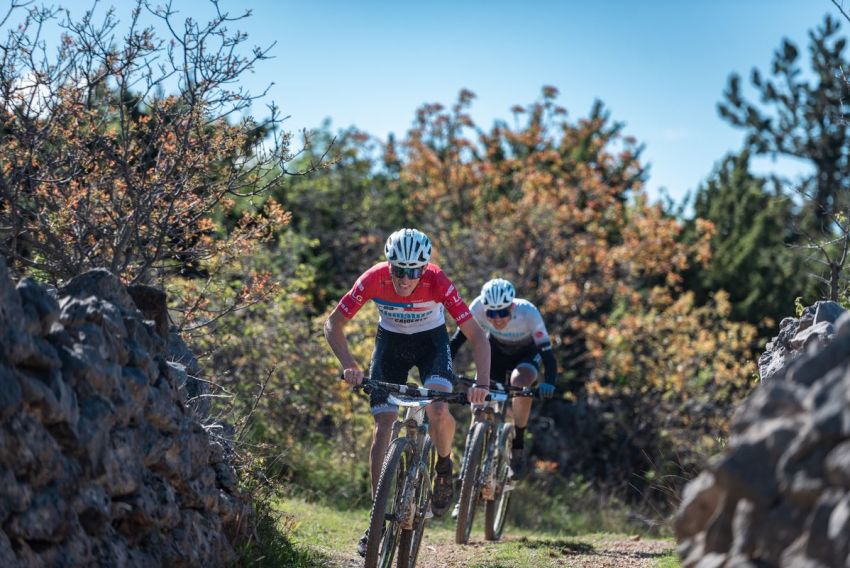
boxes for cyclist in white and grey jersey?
[450,278,557,478]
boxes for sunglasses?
[390,265,424,279]
[485,307,512,319]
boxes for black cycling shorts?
[489,336,541,386]
[368,325,455,415]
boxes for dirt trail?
[416,534,674,568]
[331,533,675,568]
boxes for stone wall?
[0,260,248,567]
[675,301,850,567]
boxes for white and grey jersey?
[469,297,552,354]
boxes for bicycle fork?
[479,436,498,501]
[459,426,498,501]
[398,420,429,531]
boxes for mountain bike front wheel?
[455,421,487,544]
[485,423,515,541]
[397,436,434,568]
[366,437,415,568]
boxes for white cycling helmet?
[384,228,432,268]
[481,278,515,310]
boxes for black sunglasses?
[485,307,511,319]
[390,265,424,279]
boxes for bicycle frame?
[475,397,509,502]
[355,378,470,568]
[455,378,534,543]
[387,394,433,531]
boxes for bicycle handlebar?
[454,374,541,398]
[340,374,514,404]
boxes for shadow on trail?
[514,536,595,554]
[514,535,671,562]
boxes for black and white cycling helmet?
[481,278,515,310]
[384,228,432,268]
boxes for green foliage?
[795,296,806,317]
[506,472,658,536]
[236,496,329,568]
[270,126,409,310]
[277,436,372,509]
[718,15,850,229]
[682,151,811,331]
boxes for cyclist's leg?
[369,414,396,497]
[417,326,456,513]
[415,326,455,459]
[462,337,509,465]
[367,327,413,496]
[510,350,542,447]
[510,365,537,426]
[507,356,539,479]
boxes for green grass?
[276,496,372,564]
[654,550,682,568]
[235,497,333,567]
[274,495,677,568]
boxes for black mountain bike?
[353,378,476,568]
[454,377,537,544]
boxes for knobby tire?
[396,437,434,568]
[484,423,515,541]
[365,438,415,568]
[455,421,487,544]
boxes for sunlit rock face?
[0,259,248,567]
[676,301,850,567]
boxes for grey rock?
[0,413,66,487]
[813,300,845,325]
[0,364,22,421]
[58,269,137,313]
[0,468,33,519]
[6,486,70,542]
[144,377,183,434]
[824,441,850,488]
[0,529,20,568]
[127,284,169,339]
[0,262,248,566]
[17,369,79,428]
[72,483,112,535]
[102,429,143,497]
[16,277,59,334]
[0,257,27,331]
[677,302,850,567]
[789,321,835,350]
[835,310,850,335]
[76,395,116,474]
[3,328,61,370]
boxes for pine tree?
[683,151,808,329]
[718,15,850,230]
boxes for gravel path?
[414,533,675,568]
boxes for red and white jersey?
[337,263,472,334]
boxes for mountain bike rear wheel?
[485,423,515,541]
[455,421,487,544]
[366,437,415,568]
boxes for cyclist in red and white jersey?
[324,228,491,556]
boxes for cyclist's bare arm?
[324,306,364,384]
[459,318,490,404]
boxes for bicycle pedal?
[503,481,516,491]
[424,510,434,520]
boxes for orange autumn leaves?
[393,87,755,399]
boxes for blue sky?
[250,0,838,205]
[53,1,840,204]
